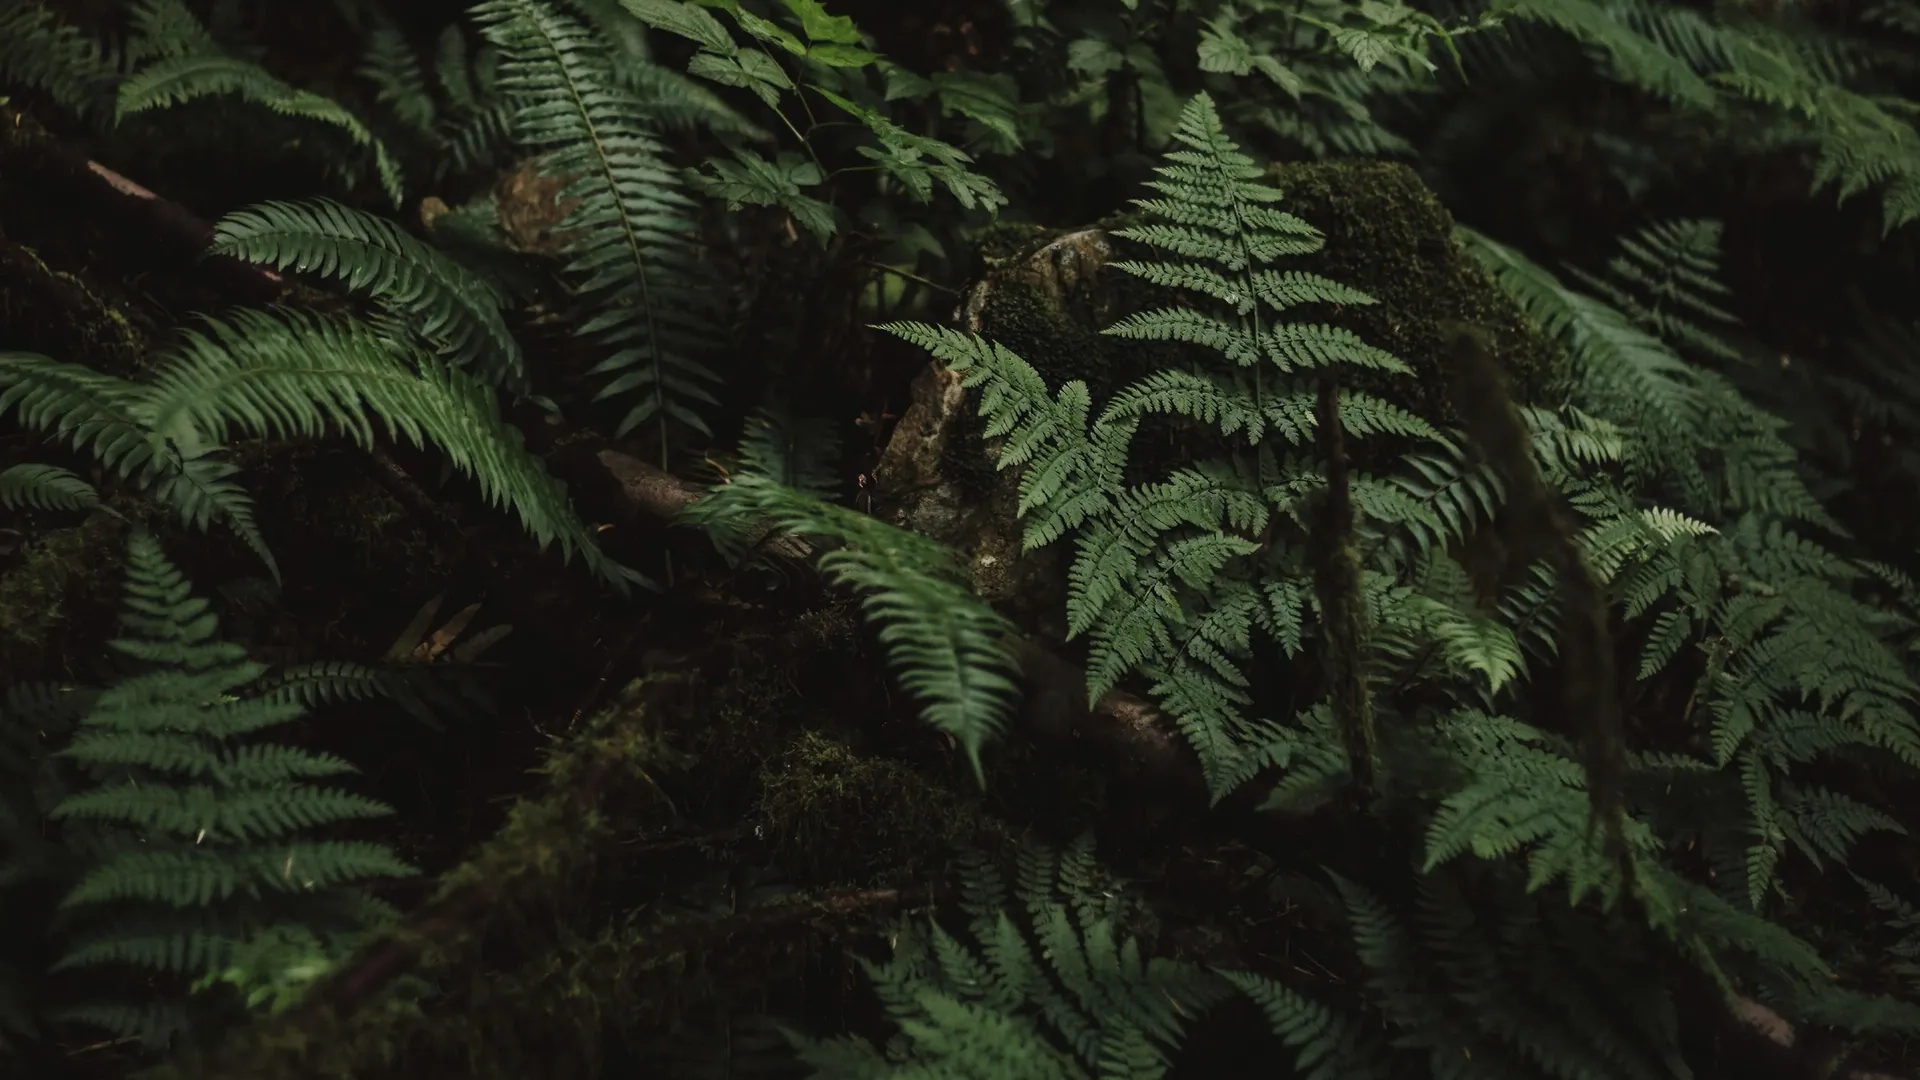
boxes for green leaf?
[929,71,1024,150]
[0,462,101,512]
[719,3,807,55]
[1197,17,1253,76]
[881,62,934,100]
[687,47,792,106]
[618,0,735,54]
[806,42,878,68]
[781,0,862,44]
[692,149,837,243]
[1067,37,1124,78]
[813,86,1007,211]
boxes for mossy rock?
[1265,160,1566,412]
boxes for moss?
[0,510,127,679]
[1267,160,1567,412]
[755,729,986,884]
[969,220,1051,268]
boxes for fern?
[210,198,528,392]
[790,837,1229,1078]
[1460,224,1827,526]
[0,309,643,591]
[476,0,726,451]
[0,463,100,514]
[46,531,415,1044]
[1564,218,1742,364]
[885,93,1439,796]
[116,8,405,207]
[685,472,1020,784]
[0,1,122,123]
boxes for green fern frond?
[685,473,1021,784]
[0,309,641,591]
[358,18,438,137]
[735,402,843,500]
[478,0,726,450]
[0,2,121,122]
[124,0,220,65]
[118,53,404,206]
[1462,225,1830,525]
[1566,218,1741,364]
[1220,970,1388,1080]
[45,532,414,1043]
[792,837,1228,1079]
[210,198,527,391]
[0,348,275,575]
[0,463,100,513]
[1489,0,1719,110]
[142,308,644,590]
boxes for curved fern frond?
[210,199,528,391]
[139,308,646,591]
[0,463,100,514]
[117,53,404,206]
[0,2,121,123]
[0,350,274,574]
[685,473,1020,784]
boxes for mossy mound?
[1267,160,1567,412]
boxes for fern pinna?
[43,531,413,1045]
[884,92,1442,796]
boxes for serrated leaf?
[687,47,792,106]
[692,149,837,243]
[619,0,735,54]
[781,0,862,44]
[1197,19,1253,76]
[807,42,878,67]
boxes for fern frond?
[685,473,1021,783]
[0,2,121,122]
[118,54,404,206]
[478,0,725,449]
[138,308,644,590]
[210,199,527,391]
[45,532,414,1042]
[0,463,100,513]
[0,349,275,574]
[792,838,1228,1078]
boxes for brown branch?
[8,120,288,304]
